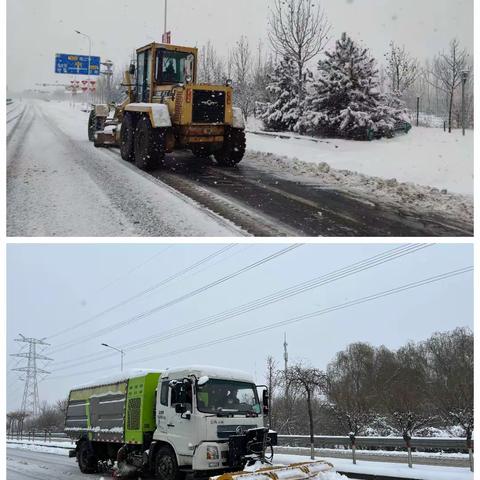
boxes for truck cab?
[154,366,267,473]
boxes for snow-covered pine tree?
[300,33,407,139]
[260,57,302,132]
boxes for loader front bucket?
[212,461,335,480]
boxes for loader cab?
[134,43,198,102]
[155,48,196,85]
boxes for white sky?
[7,0,473,91]
[6,243,473,411]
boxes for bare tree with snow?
[198,41,225,84]
[268,0,330,106]
[385,42,419,95]
[428,38,469,132]
[232,35,254,118]
[286,363,326,459]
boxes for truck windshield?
[156,49,194,84]
[196,379,261,415]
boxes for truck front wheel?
[154,446,183,480]
[214,128,246,167]
[77,440,98,473]
[134,115,166,171]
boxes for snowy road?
[6,448,85,480]
[7,101,243,237]
[7,100,473,237]
[6,446,470,480]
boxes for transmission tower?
[10,335,52,417]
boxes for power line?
[46,244,237,342]
[91,246,173,295]
[51,244,427,372]
[45,265,471,381]
[49,244,301,355]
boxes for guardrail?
[6,430,68,442]
[277,434,472,450]
[277,434,473,472]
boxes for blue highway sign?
[55,53,100,75]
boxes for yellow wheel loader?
[88,42,246,170]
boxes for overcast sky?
[6,243,473,411]
[7,0,473,92]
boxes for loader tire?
[120,113,136,162]
[88,110,96,142]
[134,115,166,171]
[154,446,183,480]
[214,127,246,167]
[77,440,98,473]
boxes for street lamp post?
[461,70,469,136]
[101,343,125,371]
[164,0,168,35]
[75,30,92,99]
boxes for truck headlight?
[206,446,219,460]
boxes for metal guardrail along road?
[277,434,472,450]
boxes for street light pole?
[75,30,92,99]
[461,70,469,136]
[164,0,168,35]
[101,343,125,371]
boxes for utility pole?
[10,335,52,418]
[283,332,290,432]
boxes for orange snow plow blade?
[212,461,335,480]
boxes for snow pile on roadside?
[246,126,473,196]
[245,150,473,228]
[7,440,73,456]
[274,453,472,480]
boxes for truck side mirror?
[129,64,136,75]
[262,389,269,415]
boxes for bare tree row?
[265,327,473,451]
[7,398,68,435]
